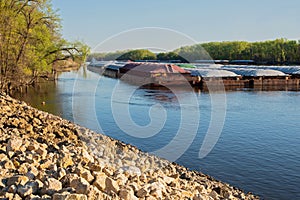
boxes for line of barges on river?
[88,60,300,90]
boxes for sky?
[52,0,300,52]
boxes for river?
[13,67,300,200]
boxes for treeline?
[88,38,300,64]
[199,39,300,64]
[0,0,89,92]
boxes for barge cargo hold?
[119,63,197,86]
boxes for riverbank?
[0,93,259,199]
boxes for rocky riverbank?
[0,93,259,200]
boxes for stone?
[7,138,23,152]
[93,172,107,191]
[27,143,39,151]
[18,163,29,175]
[61,155,74,169]
[163,175,175,185]
[103,167,114,176]
[17,181,38,197]
[43,178,62,195]
[26,166,39,179]
[7,175,29,187]
[136,188,148,198]
[119,188,137,200]
[128,182,139,192]
[4,160,16,170]
[120,166,141,176]
[14,194,22,200]
[8,184,17,193]
[36,146,47,159]
[53,193,88,200]
[209,190,219,199]
[5,193,14,200]
[81,149,94,164]
[105,177,119,194]
[81,169,94,183]
[89,163,102,172]
[39,160,52,170]
[116,173,128,186]
[70,177,90,194]
[0,153,8,162]
[58,168,67,180]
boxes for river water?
[13,67,300,200]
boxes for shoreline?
[0,93,259,199]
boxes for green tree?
[0,0,89,91]
[117,49,156,61]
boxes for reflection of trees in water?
[11,80,61,116]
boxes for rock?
[36,145,47,159]
[119,188,137,200]
[5,193,14,200]
[4,160,16,170]
[43,178,62,195]
[163,175,175,185]
[17,181,38,197]
[70,177,90,194]
[119,166,141,176]
[128,182,139,193]
[27,142,39,151]
[209,190,220,199]
[8,184,17,193]
[81,169,94,183]
[60,155,74,169]
[26,166,39,179]
[0,153,8,162]
[39,160,52,170]
[103,167,114,176]
[58,168,67,180]
[18,163,29,175]
[93,172,107,191]
[53,193,88,200]
[115,173,128,186]
[7,138,23,152]
[149,182,165,199]
[88,163,102,172]
[136,188,148,198]
[7,175,29,187]
[105,177,119,194]
[81,149,94,164]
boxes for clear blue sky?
[52,0,300,51]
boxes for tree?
[0,0,89,91]
[116,49,156,61]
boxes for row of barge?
[88,60,300,90]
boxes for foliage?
[157,52,188,62]
[179,39,300,64]
[0,0,89,91]
[88,39,300,65]
[87,50,130,61]
[116,49,156,61]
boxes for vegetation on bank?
[88,39,300,64]
[0,0,90,92]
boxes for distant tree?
[116,49,156,61]
[157,52,188,62]
[173,39,300,64]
